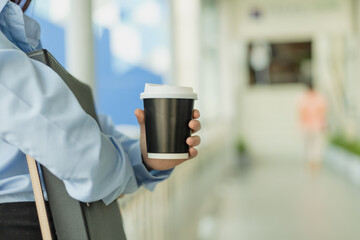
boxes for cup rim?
[140,83,198,100]
[140,93,197,99]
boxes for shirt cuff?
[130,142,174,191]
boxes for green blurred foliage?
[331,135,360,156]
[237,139,247,154]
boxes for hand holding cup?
[136,84,200,171]
[135,108,201,170]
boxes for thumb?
[135,108,147,157]
[135,108,145,125]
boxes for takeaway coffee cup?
[140,83,198,159]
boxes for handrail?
[118,136,234,240]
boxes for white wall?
[240,85,305,161]
[238,0,351,39]
[236,0,352,160]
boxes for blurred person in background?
[0,0,201,239]
[298,81,327,170]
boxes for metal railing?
[118,129,235,240]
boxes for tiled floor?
[201,161,360,240]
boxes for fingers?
[135,108,145,124]
[188,110,201,160]
[188,147,198,159]
[190,109,201,133]
[186,135,201,147]
[193,109,200,119]
[189,120,201,133]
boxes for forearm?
[0,47,139,204]
[98,115,174,196]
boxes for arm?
[97,108,201,199]
[97,115,173,197]
[0,32,145,205]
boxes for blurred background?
[26,0,360,239]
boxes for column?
[65,0,95,91]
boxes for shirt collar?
[0,0,7,13]
[0,0,42,52]
[23,14,41,50]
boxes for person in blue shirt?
[0,0,201,238]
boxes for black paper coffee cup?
[140,84,198,159]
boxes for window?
[248,41,312,85]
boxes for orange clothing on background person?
[298,83,327,169]
[298,88,327,132]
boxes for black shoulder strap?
[27,49,127,240]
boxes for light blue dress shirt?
[0,0,172,205]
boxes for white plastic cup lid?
[140,83,198,100]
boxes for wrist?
[141,154,153,171]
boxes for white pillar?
[65,0,95,91]
[218,0,240,137]
[170,0,200,90]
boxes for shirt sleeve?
[0,32,170,205]
[97,115,173,204]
